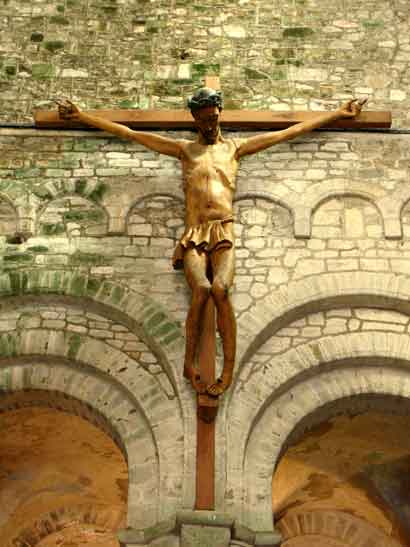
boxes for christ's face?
[193,105,221,144]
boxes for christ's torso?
[181,138,242,227]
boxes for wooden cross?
[33,78,391,512]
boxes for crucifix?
[36,79,390,511]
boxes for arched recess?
[235,355,410,532]
[9,505,124,547]
[279,510,401,547]
[235,271,410,372]
[0,390,127,547]
[37,194,108,237]
[0,356,159,529]
[311,195,383,240]
[294,181,387,238]
[123,186,184,235]
[0,271,194,523]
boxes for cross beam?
[34,108,391,130]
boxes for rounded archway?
[0,392,128,547]
[272,398,410,546]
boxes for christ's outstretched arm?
[235,99,365,158]
[56,100,185,158]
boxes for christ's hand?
[337,98,367,119]
[55,99,81,121]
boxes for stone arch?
[7,504,125,547]
[0,389,127,455]
[126,192,185,247]
[0,356,158,528]
[233,194,294,255]
[0,270,185,389]
[235,271,410,370]
[1,392,127,545]
[279,510,401,547]
[36,194,108,237]
[296,182,386,238]
[311,194,383,239]
[235,350,410,531]
[120,184,184,234]
[0,272,193,521]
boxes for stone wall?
[1,0,408,126]
[1,127,410,544]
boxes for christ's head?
[188,87,223,144]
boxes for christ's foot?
[191,372,207,394]
[207,376,229,397]
[184,365,207,394]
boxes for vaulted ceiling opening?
[272,406,410,546]
[0,399,128,547]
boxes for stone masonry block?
[181,525,230,547]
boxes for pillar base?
[118,511,282,547]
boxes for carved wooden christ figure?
[57,90,363,397]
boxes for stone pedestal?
[181,524,230,547]
[117,511,282,546]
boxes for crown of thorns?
[187,88,223,112]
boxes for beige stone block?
[360,258,389,271]
[323,318,347,335]
[362,321,405,333]
[354,309,408,324]
[344,208,364,237]
[294,259,325,278]
[327,258,358,271]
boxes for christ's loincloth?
[172,217,233,270]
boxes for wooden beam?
[33,109,392,130]
[195,298,217,510]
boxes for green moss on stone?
[32,63,54,80]
[75,179,88,194]
[41,223,65,236]
[86,277,101,296]
[0,334,17,358]
[3,253,33,263]
[111,285,124,304]
[272,69,286,80]
[9,272,22,295]
[118,99,138,108]
[162,330,181,345]
[69,251,109,266]
[50,15,70,25]
[145,311,166,331]
[27,246,49,253]
[63,209,104,222]
[67,332,82,359]
[244,67,268,80]
[44,40,65,53]
[30,31,44,42]
[5,65,16,76]
[283,27,314,38]
[362,20,384,28]
[192,63,220,79]
[70,274,87,296]
[88,183,107,202]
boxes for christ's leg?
[207,245,236,397]
[183,247,211,391]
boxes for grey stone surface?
[181,524,231,547]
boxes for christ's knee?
[193,280,211,305]
[212,278,230,304]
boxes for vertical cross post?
[194,76,220,511]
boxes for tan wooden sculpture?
[57,91,364,398]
